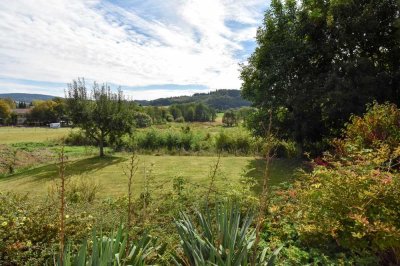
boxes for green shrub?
[139,130,162,151]
[165,131,181,151]
[0,193,58,264]
[233,131,251,154]
[127,126,297,156]
[290,103,400,263]
[215,131,234,152]
[174,116,185,123]
[165,114,174,122]
[180,132,193,151]
[65,176,100,204]
[65,130,96,146]
[133,112,152,128]
[273,139,298,158]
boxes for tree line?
[136,89,251,111]
[0,87,218,127]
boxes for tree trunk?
[99,132,105,157]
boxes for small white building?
[49,122,61,128]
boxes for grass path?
[0,154,301,198]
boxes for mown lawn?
[0,127,72,144]
[0,154,301,198]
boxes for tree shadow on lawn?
[2,156,127,182]
[243,158,304,194]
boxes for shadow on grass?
[2,156,127,182]
[243,158,304,193]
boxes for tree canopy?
[241,0,400,151]
[0,99,12,124]
[28,100,63,125]
[222,110,237,127]
[136,89,250,111]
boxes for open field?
[0,121,232,145]
[0,127,72,144]
[0,154,301,198]
[0,126,301,197]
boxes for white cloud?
[0,0,267,98]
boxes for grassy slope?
[0,127,72,144]
[0,154,301,198]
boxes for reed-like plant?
[55,224,161,266]
[174,203,281,265]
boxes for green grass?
[0,154,301,198]
[0,127,72,144]
[0,123,239,145]
[0,126,302,199]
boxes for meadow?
[0,127,72,144]
[0,153,301,197]
[0,123,300,198]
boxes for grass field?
[0,126,302,199]
[0,127,72,144]
[0,121,230,144]
[0,154,301,198]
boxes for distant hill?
[0,90,251,110]
[136,89,251,111]
[0,93,56,102]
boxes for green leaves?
[174,203,281,265]
[292,103,400,256]
[241,0,400,151]
[57,224,159,266]
[66,79,134,157]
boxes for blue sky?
[0,0,269,100]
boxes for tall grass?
[65,125,298,157]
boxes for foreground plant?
[291,103,400,264]
[58,146,67,265]
[55,224,161,266]
[174,203,281,265]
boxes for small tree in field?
[222,110,237,127]
[66,79,133,157]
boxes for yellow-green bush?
[293,103,400,263]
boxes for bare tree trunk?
[251,111,274,266]
[206,152,221,206]
[58,146,67,266]
[99,132,105,157]
[123,152,138,256]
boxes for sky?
[0,0,269,100]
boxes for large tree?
[241,0,400,151]
[66,79,133,157]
